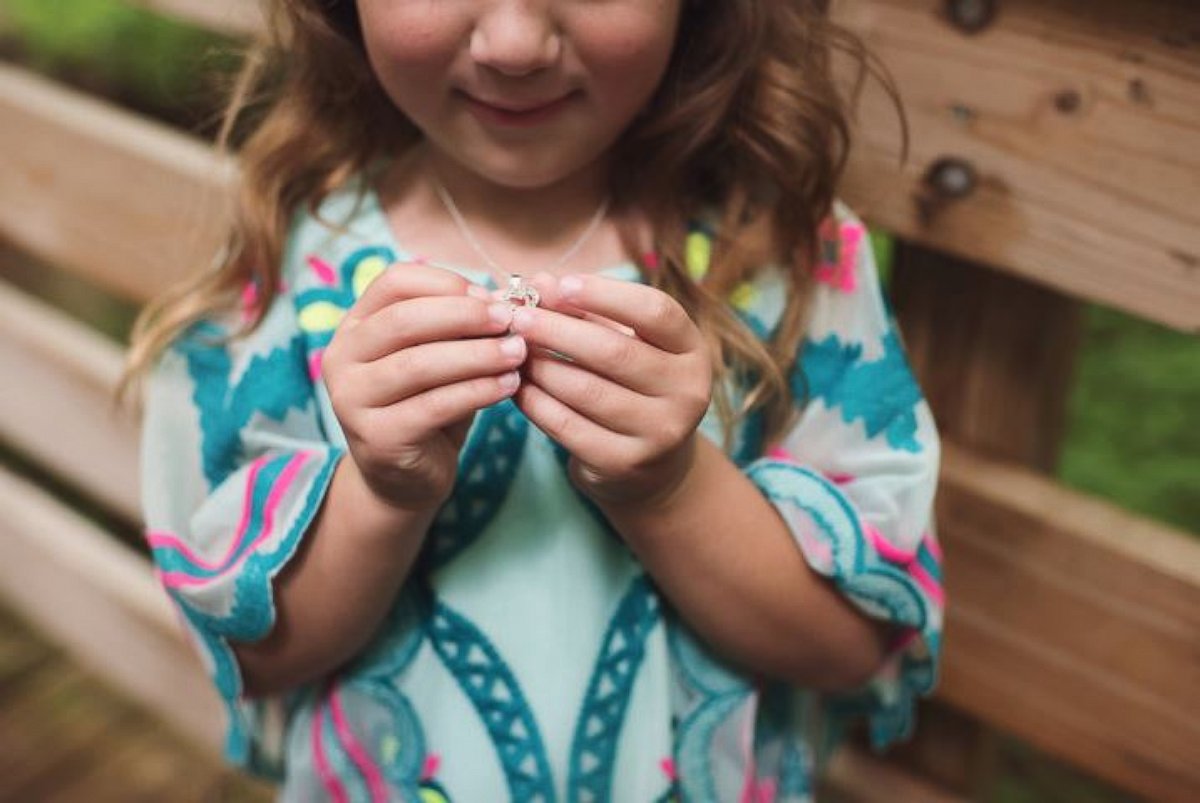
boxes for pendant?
[501,274,540,309]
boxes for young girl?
[129,1,942,799]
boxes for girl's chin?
[451,151,608,193]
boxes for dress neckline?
[359,179,644,289]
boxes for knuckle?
[547,405,576,442]
[387,303,414,338]
[579,373,608,408]
[646,293,678,329]
[423,387,458,423]
[602,335,636,367]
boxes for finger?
[345,261,489,324]
[522,353,644,435]
[379,371,521,435]
[349,298,513,361]
[509,305,664,395]
[556,274,698,354]
[514,381,635,471]
[358,335,527,407]
[525,273,635,336]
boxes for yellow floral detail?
[420,789,450,803]
[352,255,388,299]
[685,231,712,280]
[379,735,400,765]
[297,301,347,333]
[729,281,758,311]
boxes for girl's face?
[356,0,682,191]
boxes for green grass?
[1059,306,1200,533]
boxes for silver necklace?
[431,172,610,308]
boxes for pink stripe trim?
[922,531,944,562]
[312,701,349,803]
[309,349,325,382]
[329,686,389,803]
[307,255,338,286]
[153,452,311,588]
[908,561,945,606]
[422,754,442,782]
[864,524,918,565]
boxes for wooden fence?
[1,0,1198,800]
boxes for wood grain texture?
[0,281,140,520]
[0,468,226,756]
[891,247,1083,471]
[0,606,271,802]
[938,443,1200,802]
[0,63,234,304]
[831,0,1200,332]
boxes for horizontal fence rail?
[833,0,1200,332]
[2,1,1199,800]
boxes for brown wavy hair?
[122,0,904,447]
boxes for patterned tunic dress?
[141,180,944,802]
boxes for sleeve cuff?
[148,446,343,768]
[743,457,943,749]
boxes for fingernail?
[488,303,512,327]
[467,284,490,300]
[498,371,520,394]
[559,275,583,298]
[499,335,526,359]
[511,306,535,332]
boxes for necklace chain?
[431,172,610,280]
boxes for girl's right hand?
[322,263,524,513]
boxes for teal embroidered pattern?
[179,321,315,488]
[567,575,662,801]
[425,400,529,570]
[426,600,556,802]
[794,330,923,453]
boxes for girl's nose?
[469,2,562,77]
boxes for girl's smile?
[357,0,682,191]
[457,88,582,130]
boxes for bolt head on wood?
[945,0,997,34]
[924,157,978,200]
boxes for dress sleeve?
[740,207,944,751]
[140,290,343,774]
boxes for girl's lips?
[461,91,578,128]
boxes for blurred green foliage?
[1,0,238,124]
[1060,306,1199,532]
[1,4,1197,801]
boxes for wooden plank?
[892,246,1083,471]
[0,467,225,755]
[0,606,272,802]
[0,63,234,304]
[821,746,970,803]
[832,0,1200,332]
[0,664,137,800]
[0,281,140,521]
[938,443,1200,802]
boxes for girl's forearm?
[232,456,436,697]
[598,436,891,691]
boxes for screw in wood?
[945,0,997,34]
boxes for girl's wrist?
[338,457,441,540]
[580,434,701,518]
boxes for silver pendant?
[501,274,540,309]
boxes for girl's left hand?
[509,273,713,509]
